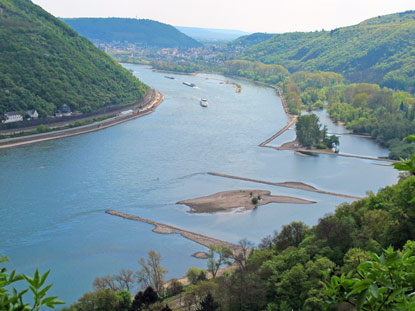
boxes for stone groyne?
[105,210,241,254]
[208,172,363,200]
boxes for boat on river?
[183,82,196,87]
[164,76,175,79]
[200,98,208,107]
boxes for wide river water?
[0,65,398,304]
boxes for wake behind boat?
[200,98,208,107]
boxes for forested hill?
[62,18,203,48]
[236,11,415,92]
[0,0,148,117]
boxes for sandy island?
[177,189,315,214]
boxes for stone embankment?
[0,90,163,149]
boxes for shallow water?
[0,65,398,304]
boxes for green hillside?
[62,18,203,48]
[229,32,274,47]
[0,0,148,117]
[238,11,415,92]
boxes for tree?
[186,267,206,285]
[93,275,119,291]
[393,135,415,175]
[114,269,136,292]
[116,290,132,311]
[70,289,119,311]
[136,251,168,294]
[93,269,136,292]
[0,255,63,311]
[325,247,415,310]
[131,286,159,311]
[273,222,309,251]
[207,245,233,278]
[166,279,183,297]
[295,114,322,148]
[232,239,253,270]
[197,293,219,311]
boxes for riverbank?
[0,90,164,149]
[177,189,315,214]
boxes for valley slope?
[0,0,148,117]
[236,11,415,91]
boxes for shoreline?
[0,90,164,149]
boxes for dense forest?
[0,0,148,117]
[62,18,202,48]
[235,11,415,93]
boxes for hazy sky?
[32,0,415,33]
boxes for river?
[0,65,398,304]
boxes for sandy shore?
[0,90,164,149]
[177,189,315,214]
[208,172,363,200]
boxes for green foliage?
[165,279,183,297]
[131,286,159,311]
[238,11,415,92]
[62,18,202,48]
[115,290,131,311]
[150,60,202,73]
[36,124,51,133]
[196,293,219,311]
[251,197,258,205]
[0,255,63,311]
[295,114,326,148]
[224,60,289,84]
[70,289,121,311]
[326,84,415,158]
[393,135,415,175]
[325,247,415,310]
[0,0,148,116]
[207,245,232,279]
[186,267,207,285]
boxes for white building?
[26,109,39,119]
[4,112,23,123]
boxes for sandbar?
[177,189,315,214]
